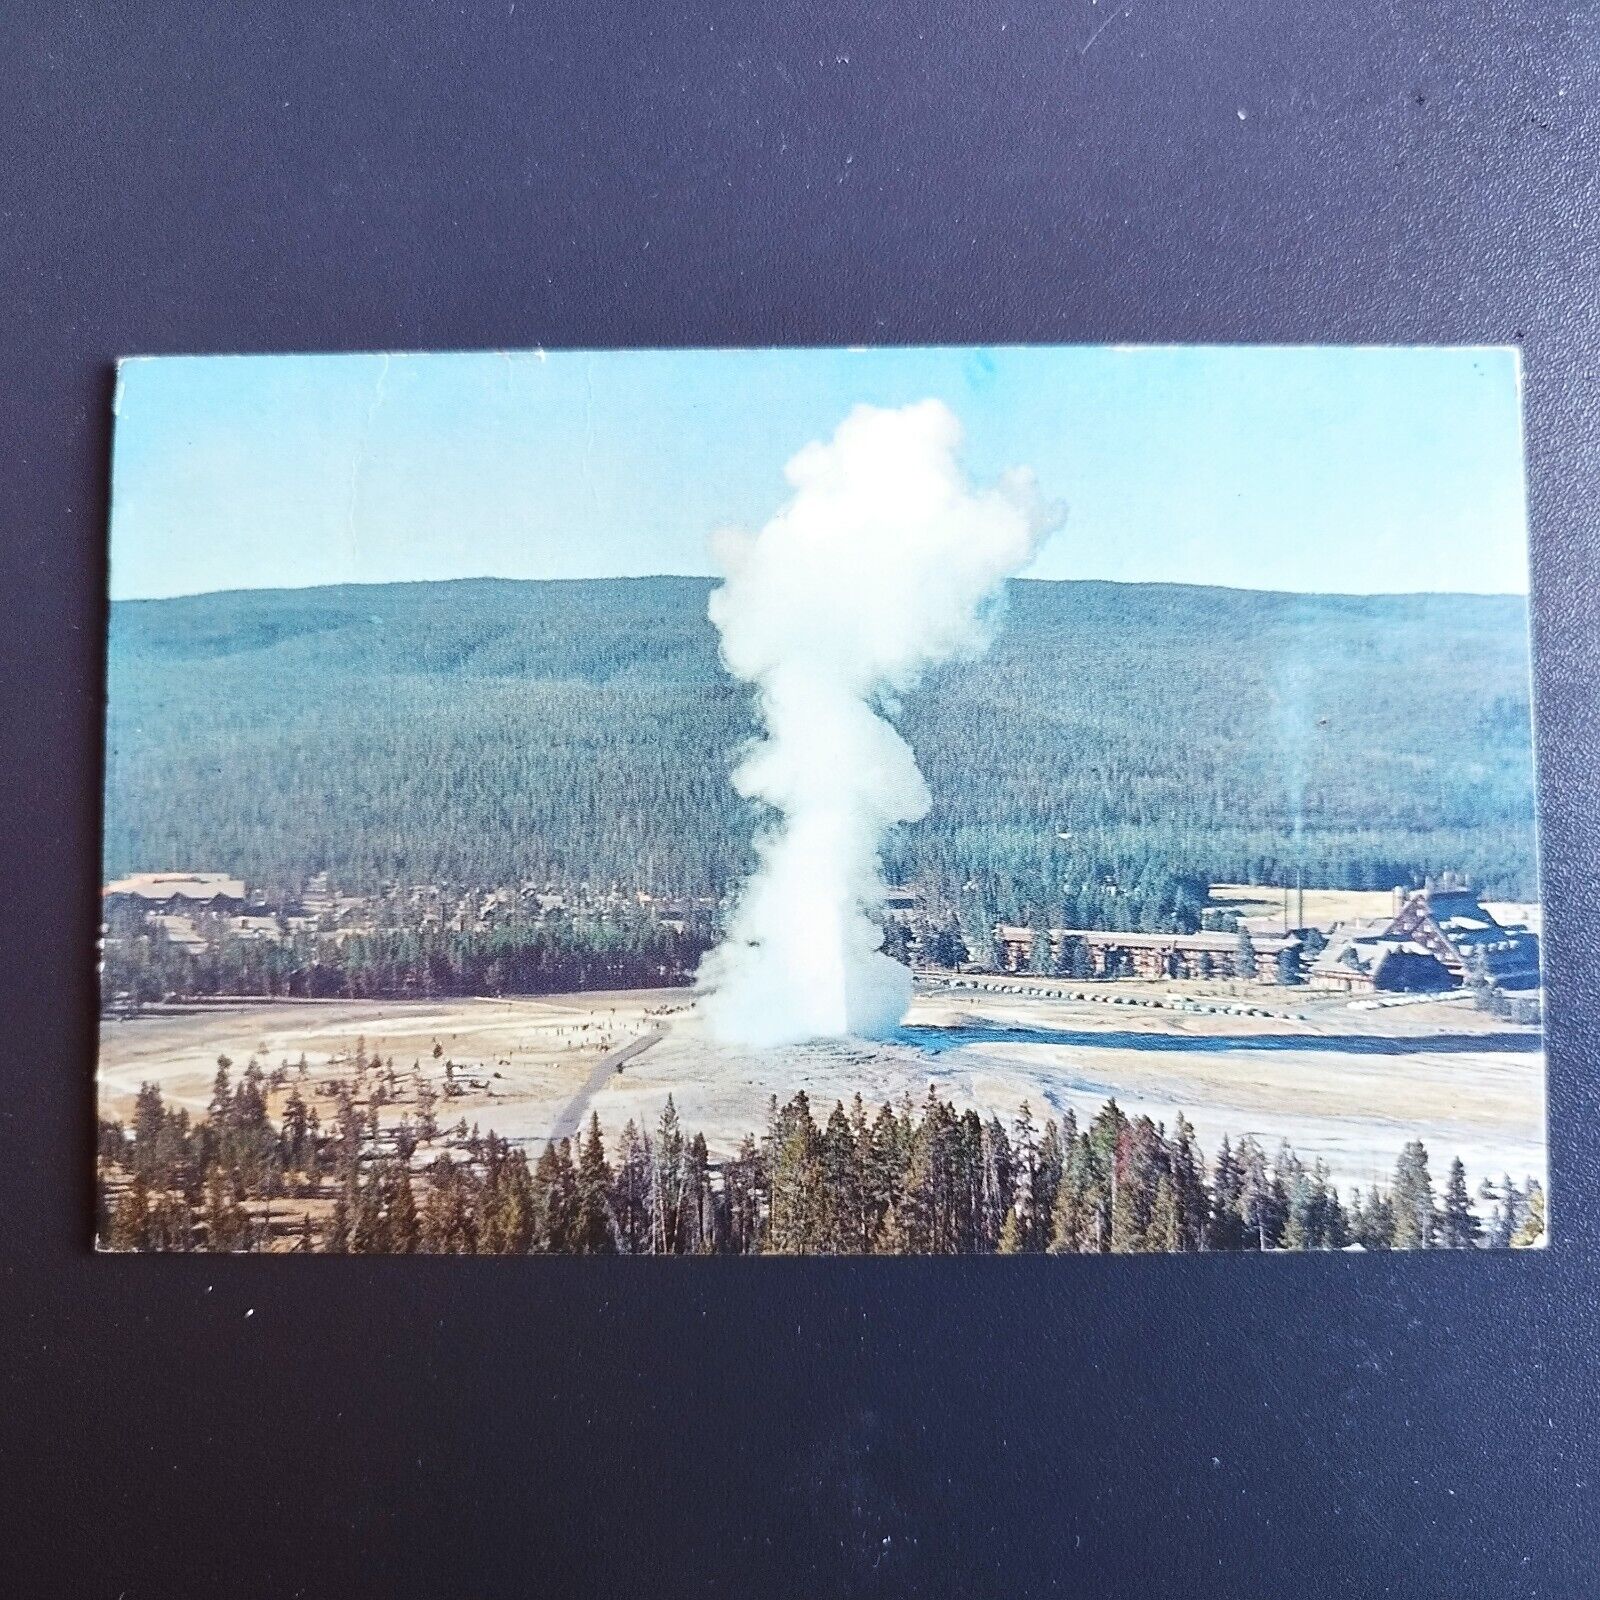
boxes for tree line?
[104,577,1540,921]
[99,1071,1546,1255]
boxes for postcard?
[97,345,1545,1253]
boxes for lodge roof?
[104,872,247,902]
[1418,889,1494,922]
[1391,886,1540,982]
[996,925,1300,953]
[1312,886,1541,988]
[1309,934,1437,979]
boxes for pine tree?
[420,1155,479,1253]
[1207,1135,1247,1250]
[977,1114,1013,1250]
[350,1166,386,1253]
[611,1119,651,1254]
[131,1082,167,1183]
[572,1112,616,1254]
[767,1092,826,1254]
[333,1085,363,1184]
[209,1056,234,1126]
[849,1094,874,1250]
[148,1190,195,1251]
[1148,1173,1181,1252]
[1278,1148,1311,1250]
[929,921,968,969]
[1512,1181,1546,1247]
[1234,925,1258,983]
[723,1132,763,1255]
[1012,1101,1039,1247]
[1438,1157,1481,1249]
[1046,1134,1103,1253]
[821,1102,865,1254]
[201,1162,251,1252]
[280,1087,310,1171]
[651,1097,687,1254]
[1109,1116,1165,1253]
[480,1142,535,1253]
[1356,1183,1396,1250]
[1345,1187,1367,1245]
[301,1106,324,1178]
[325,1182,353,1252]
[1310,1160,1346,1249]
[1169,1114,1207,1251]
[683,1132,716,1253]
[1086,1103,1129,1250]
[394,1115,418,1163]
[996,1206,1025,1253]
[1238,1136,1281,1249]
[874,1201,908,1255]
[1391,1140,1436,1249]
[897,1114,938,1253]
[1034,1118,1065,1249]
[386,1161,420,1252]
[865,1103,904,1243]
[532,1139,578,1253]
[1487,1174,1524,1248]
[911,1087,962,1253]
[108,1175,153,1251]
[97,1116,127,1171]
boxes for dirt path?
[549,1027,667,1141]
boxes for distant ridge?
[113,572,1530,607]
[104,575,1538,908]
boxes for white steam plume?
[697,398,1055,1046]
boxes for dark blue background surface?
[2,5,1597,1595]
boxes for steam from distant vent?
[697,399,1056,1046]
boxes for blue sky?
[109,344,1529,600]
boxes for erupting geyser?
[697,398,1056,1046]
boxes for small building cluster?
[101,869,710,958]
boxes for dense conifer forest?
[104,576,1539,921]
[98,1068,1546,1255]
[100,909,711,1004]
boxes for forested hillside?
[104,576,1539,919]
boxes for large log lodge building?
[990,885,1540,993]
[1308,886,1539,994]
[992,924,1299,982]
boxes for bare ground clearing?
[99,980,1545,1199]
